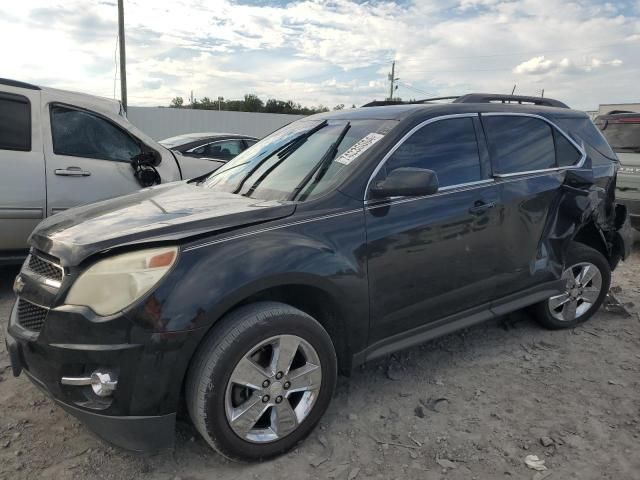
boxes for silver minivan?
[0,79,218,263]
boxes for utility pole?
[117,0,127,112]
[388,61,397,101]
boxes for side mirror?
[132,150,161,167]
[370,167,439,198]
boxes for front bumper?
[5,299,201,452]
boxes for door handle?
[55,167,91,177]
[469,201,496,215]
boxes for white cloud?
[514,55,624,75]
[513,56,555,75]
[0,0,638,110]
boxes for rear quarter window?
[554,116,617,163]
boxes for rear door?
[0,87,45,254]
[481,113,585,297]
[365,114,502,342]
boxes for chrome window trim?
[364,113,481,200]
[480,112,587,176]
[364,111,587,198]
[365,178,496,210]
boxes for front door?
[365,115,502,343]
[42,103,150,216]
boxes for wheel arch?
[186,274,360,379]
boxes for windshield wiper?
[288,122,351,201]
[240,120,329,197]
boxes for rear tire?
[533,242,611,329]
[185,301,337,462]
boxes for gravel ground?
[1,245,639,480]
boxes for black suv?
[5,94,632,461]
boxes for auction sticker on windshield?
[336,132,385,166]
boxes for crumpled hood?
[29,182,296,266]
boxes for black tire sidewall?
[536,243,611,329]
[192,304,337,461]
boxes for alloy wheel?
[548,261,603,322]
[224,334,322,443]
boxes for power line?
[397,81,436,97]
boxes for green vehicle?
[595,112,640,230]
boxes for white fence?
[127,107,304,141]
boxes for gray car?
[594,112,640,229]
[0,79,224,263]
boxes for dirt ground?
[1,246,639,480]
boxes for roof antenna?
[511,84,517,95]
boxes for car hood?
[30,182,296,266]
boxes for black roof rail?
[453,93,568,108]
[361,96,460,107]
[0,78,41,91]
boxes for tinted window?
[556,116,616,161]
[483,116,555,174]
[0,94,30,151]
[195,140,244,160]
[554,129,582,166]
[51,106,142,161]
[383,117,481,187]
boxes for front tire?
[185,302,337,461]
[534,242,611,329]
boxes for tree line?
[168,94,355,114]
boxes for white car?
[0,78,224,263]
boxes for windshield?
[597,117,640,153]
[202,118,397,201]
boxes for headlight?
[65,247,178,316]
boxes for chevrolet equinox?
[5,94,632,461]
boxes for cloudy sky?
[1,0,638,110]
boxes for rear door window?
[199,140,244,160]
[0,93,30,151]
[483,116,555,174]
[383,117,482,187]
[51,105,142,161]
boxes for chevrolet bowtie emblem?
[13,275,25,294]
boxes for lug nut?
[275,396,283,404]
[262,395,270,403]
[283,381,291,389]
[275,371,284,380]
[262,379,270,388]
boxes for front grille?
[27,254,63,283]
[17,299,48,332]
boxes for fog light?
[61,370,118,397]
